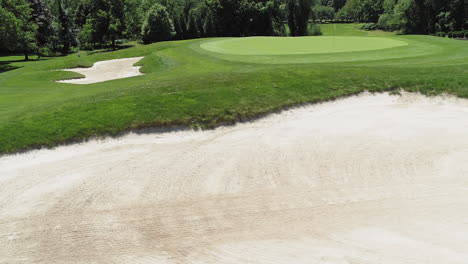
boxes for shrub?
[141,4,175,44]
[378,14,398,31]
[464,31,468,39]
[434,32,446,37]
[308,24,322,36]
[36,47,50,59]
[279,24,289,37]
[79,18,96,50]
[455,31,465,38]
[313,6,335,23]
[361,23,380,31]
[448,31,465,38]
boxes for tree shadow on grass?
[0,57,51,73]
[86,44,135,55]
[0,61,22,73]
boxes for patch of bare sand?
[1,92,468,263]
[58,57,144,84]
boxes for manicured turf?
[196,35,435,64]
[200,36,407,55]
[0,24,467,154]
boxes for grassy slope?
[0,24,467,154]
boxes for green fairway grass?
[0,24,467,154]
[200,36,408,55]
[321,23,368,36]
[196,36,436,64]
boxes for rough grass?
[0,24,467,154]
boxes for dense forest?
[1,0,467,59]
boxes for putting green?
[200,36,408,55]
[195,36,441,64]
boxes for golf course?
[1,25,467,154]
[1,20,468,263]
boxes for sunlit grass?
[0,24,467,154]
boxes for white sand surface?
[58,57,144,84]
[1,92,467,263]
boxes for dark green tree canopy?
[313,5,335,22]
[288,0,315,36]
[141,3,175,44]
[28,0,53,46]
[2,0,466,58]
[0,0,38,60]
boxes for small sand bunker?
[58,57,144,84]
[1,92,468,263]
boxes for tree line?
[1,0,328,59]
[1,0,466,60]
[337,0,467,34]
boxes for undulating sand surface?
[1,92,468,263]
[58,57,144,84]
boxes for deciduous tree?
[0,0,38,60]
[141,3,175,44]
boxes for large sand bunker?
[58,57,144,84]
[1,92,468,263]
